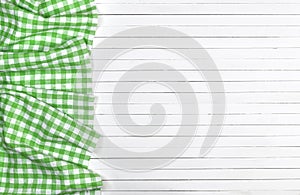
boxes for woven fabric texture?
[0,0,102,194]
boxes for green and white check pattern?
[0,0,102,194]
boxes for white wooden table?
[89,1,300,194]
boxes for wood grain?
[90,0,300,194]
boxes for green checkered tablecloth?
[0,0,102,194]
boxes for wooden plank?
[95,115,300,125]
[94,93,300,104]
[96,0,300,4]
[100,192,293,195]
[95,27,300,37]
[91,48,300,59]
[93,70,300,81]
[91,147,300,158]
[101,192,230,195]
[101,180,300,190]
[89,158,300,169]
[95,82,300,92]
[96,4,300,15]
[93,38,300,47]
[98,15,300,26]
[96,125,300,136]
[93,136,300,147]
[96,169,300,179]
[91,59,300,70]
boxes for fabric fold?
[0,0,102,194]
[0,0,98,50]
[0,38,90,71]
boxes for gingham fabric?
[0,0,102,194]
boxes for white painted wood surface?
[90,1,300,194]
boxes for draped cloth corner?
[0,0,102,194]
